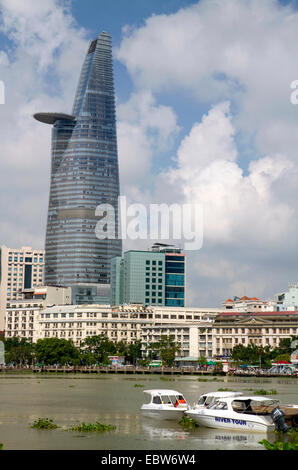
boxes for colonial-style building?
[212,310,298,357]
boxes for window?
[153,396,162,404]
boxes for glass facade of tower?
[111,245,185,307]
[164,251,185,306]
[35,32,121,299]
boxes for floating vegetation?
[197,378,209,382]
[159,376,173,381]
[31,418,59,430]
[134,384,144,388]
[68,421,116,433]
[178,416,199,430]
[259,428,298,450]
[0,443,3,450]
[259,438,298,451]
[253,389,277,396]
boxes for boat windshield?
[205,396,216,405]
[197,396,206,405]
[207,401,228,410]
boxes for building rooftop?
[216,310,298,317]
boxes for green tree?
[271,335,298,360]
[197,356,208,366]
[126,340,142,365]
[116,340,128,357]
[272,353,291,363]
[150,335,180,367]
[34,338,79,365]
[80,334,116,364]
[4,337,34,365]
[231,344,272,367]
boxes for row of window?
[8,257,43,263]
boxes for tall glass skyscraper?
[34,32,122,303]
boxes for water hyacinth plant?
[178,416,199,430]
[30,418,59,430]
[68,422,116,432]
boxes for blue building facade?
[164,249,185,307]
[111,244,185,307]
[34,32,122,302]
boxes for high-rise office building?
[0,245,45,331]
[34,32,122,303]
[111,244,186,307]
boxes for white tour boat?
[186,396,279,432]
[140,389,188,420]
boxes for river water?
[0,373,297,450]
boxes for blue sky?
[70,0,213,169]
[2,0,298,307]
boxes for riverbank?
[0,365,297,378]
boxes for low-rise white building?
[5,303,224,359]
[141,322,213,358]
[222,296,276,312]
[212,310,298,358]
[5,286,71,341]
[34,304,223,352]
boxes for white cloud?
[116,0,298,305]
[116,0,298,155]
[162,101,294,244]
[151,101,295,304]
[0,0,89,248]
[117,90,180,191]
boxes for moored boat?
[186,396,279,432]
[140,389,188,420]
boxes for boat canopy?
[200,392,243,398]
[197,391,242,406]
[142,389,187,406]
[143,389,183,396]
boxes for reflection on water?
[141,421,188,441]
[0,374,297,450]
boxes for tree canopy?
[34,337,79,365]
[149,335,180,366]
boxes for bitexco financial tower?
[34,32,122,304]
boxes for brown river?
[0,373,297,450]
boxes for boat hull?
[186,411,274,433]
[141,406,186,421]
